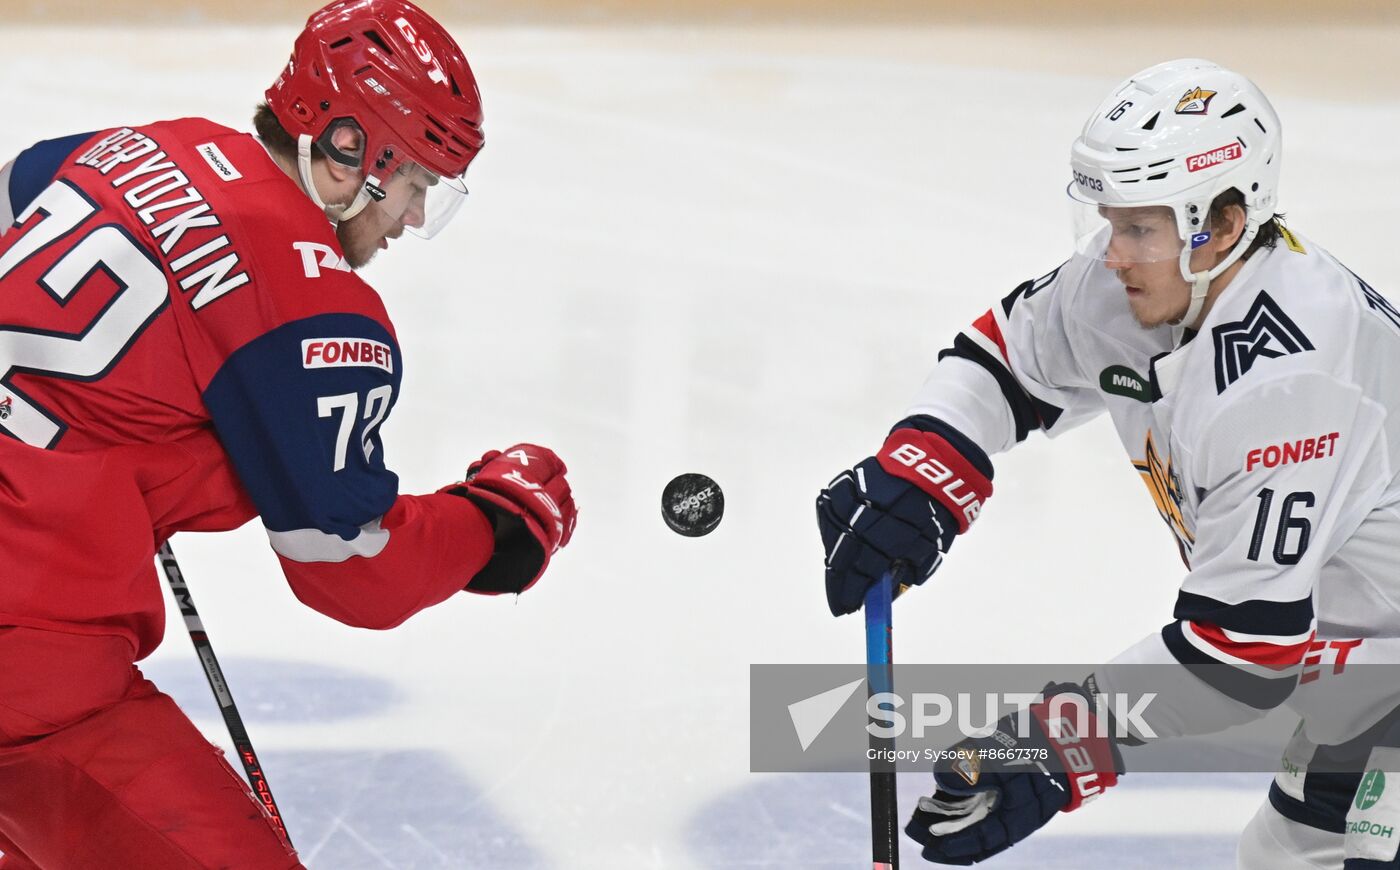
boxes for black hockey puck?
[661,473,724,537]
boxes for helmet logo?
[1073,170,1104,192]
[1190,231,1212,249]
[1175,87,1217,115]
[393,17,449,88]
[1185,142,1244,173]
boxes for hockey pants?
[0,627,302,869]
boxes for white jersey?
[908,230,1400,744]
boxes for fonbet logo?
[1186,141,1244,173]
[1245,432,1340,472]
[302,338,394,374]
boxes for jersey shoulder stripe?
[1161,620,1299,709]
[1175,589,1314,637]
[6,131,98,220]
[203,311,402,544]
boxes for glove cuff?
[450,488,549,594]
[1029,683,1124,813]
[876,427,994,533]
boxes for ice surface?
[1,18,1397,869]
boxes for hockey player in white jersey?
[817,59,1400,868]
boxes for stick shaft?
[157,541,293,847]
[865,571,899,869]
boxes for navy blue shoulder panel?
[203,312,405,538]
[7,131,97,217]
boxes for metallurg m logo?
[1212,291,1314,393]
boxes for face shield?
[1066,184,1218,270]
[365,160,470,240]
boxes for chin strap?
[1171,220,1262,329]
[296,134,377,225]
[1175,269,1213,332]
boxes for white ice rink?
[3,14,1399,869]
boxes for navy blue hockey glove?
[816,416,993,616]
[907,681,1124,865]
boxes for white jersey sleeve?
[1101,370,1387,737]
[1171,370,1385,681]
[906,260,1110,457]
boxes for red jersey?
[0,118,494,659]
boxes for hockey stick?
[157,541,294,847]
[865,569,900,870]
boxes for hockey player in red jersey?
[0,1,576,866]
[819,59,1400,868]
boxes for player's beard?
[336,218,384,270]
[1117,267,1190,330]
[1127,291,1189,330]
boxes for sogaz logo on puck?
[661,473,724,537]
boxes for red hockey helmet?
[266,0,484,236]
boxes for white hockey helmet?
[1068,58,1282,326]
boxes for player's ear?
[1219,202,1248,250]
[323,125,366,185]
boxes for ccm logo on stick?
[1245,432,1340,472]
[302,338,394,373]
[888,442,983,526]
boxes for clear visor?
[372,161,470,240]
[1067,184,1215,266]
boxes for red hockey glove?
[443,444,577,594]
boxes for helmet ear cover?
[311,118,390,204]
[314,117,366,169]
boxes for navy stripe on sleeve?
[8,131,97,218]
[938,334,1063,443]
[203,313,403,539]
[1174,590,1315,638]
